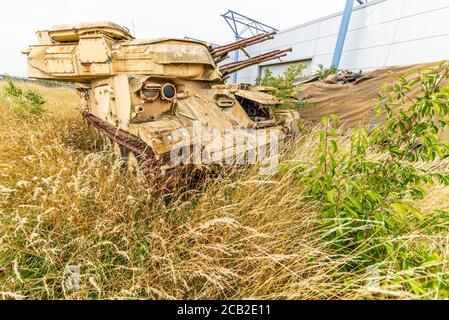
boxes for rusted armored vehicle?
[23,22,300,178]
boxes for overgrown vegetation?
[284,61,449,298]
[257,64,303,108]
[1,66,449,300]
[316,64,338,80]
[2,77,45,116]
[257,63,338,109]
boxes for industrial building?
[234,0,449,83]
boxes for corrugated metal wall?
[236,0,449,83]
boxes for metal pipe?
[332,0,354,69]
[211,31,277,84]
[211,33,276,63]
[222,54,289,76]
[220,49,292,75]
[220,49,291,70]
[211,33,266,55]
[211,32,273,56]
[220,50,282,70]
[221,53,289,74]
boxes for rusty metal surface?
[84,113,156,161]
[219,48,293,76]
[210,32,276,61]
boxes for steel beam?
[231,35,241,83]
[332,0,355,69]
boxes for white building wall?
[236,0,449,84]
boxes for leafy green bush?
[373,64,449,162]
[3,78,45,116]
[316,64,338,80]
[285,61,449,298]
[257,64,303,108]
[4,78,23,97]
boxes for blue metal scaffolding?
[221,2,368,81]
[332,0,369,69]
[221,10,278,83]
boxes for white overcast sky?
[1,0,347,76]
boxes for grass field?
[1,81,449,300]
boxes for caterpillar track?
[84,113,167,178]
[84,113,210,192]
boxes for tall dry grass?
[1,82,449,300]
